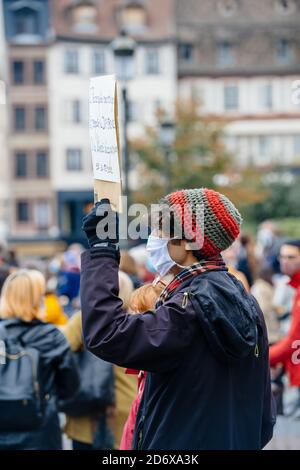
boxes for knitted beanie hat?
[161,188,242,258]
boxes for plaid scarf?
[156,256,227,308]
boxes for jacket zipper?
[181,291,189,309]
[254,324,259,358]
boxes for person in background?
[44,276,68,326]
[57,245,83,315]
[120,282,164,450]
[111,271,137,448]
[237,233,257,287]
[222,243,250,291]
[5,250,19,268]
[272,274,295,336]
[0,243,7,267]
[61,270,136,450]
[269,240,300,397]
[120,250,142,289]
[251,266,281,345]
[60,311,114,450]
[0,269,79,450]
[129,245,155,283]
[257,221,283,274]
[0,266,10,295]
[26,269,68,327]
[251,266,286,414]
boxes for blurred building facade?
[1,0,300,251]
[49,0,176,244]
[177,0,300,167]
[0,0,8,241]
[1,0,176,248]
[2,0,60,254]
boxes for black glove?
[82,199,120,262]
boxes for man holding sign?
[80,187,275,450]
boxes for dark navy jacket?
[81,252,275,450]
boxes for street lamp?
[110,31,136,209]
[159,119,176,194]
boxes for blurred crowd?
[0,218,299,450]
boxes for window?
[15,7,39,36]
[65,49,79,74]
[34,201,50,229]
[120,4,147,34]
[258,136,271,158]
[73,100,81,123]
[218,41,234,67]
[179,44,194,62]
[16,201,29,223]
[145,49,159,75]
[275,0,296,15]
[224,85,239,110]
[14,106,26,131]
[294,135,300,157]
[15,152,27,178]
[35,106,46,130]
[66,100,82,123]
[34,60,44,84]
[218,0,238,16]
[12,61,24,84]
[127,101,137,122]
[93,50,105,74]
[261,84,273,109]
[66,149,82,171]
[72,4,98,34]
[36,152,48,177]
[276,39,293,65]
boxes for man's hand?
[82,199,120,261]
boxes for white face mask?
[146,234,176,277]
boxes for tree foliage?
[130,100,231,205]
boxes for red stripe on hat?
[168,190,220,257]
[168,191,199,242]
[200,234,221,258]
[204,189,240,242]
[167,190,187,226]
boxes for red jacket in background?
[120,370,146,450]
[270,271,300,385]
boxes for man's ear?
[184,241,192,251]
[170,238,182,246]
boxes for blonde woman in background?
[25,269,68,326]
[0,269,79,450]
[61,270,136,449]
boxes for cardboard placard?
[89,75,122,212]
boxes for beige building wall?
[179,76,300,166]
[0,0,8,241]
[8,46,55,238]
[48,41,177,192]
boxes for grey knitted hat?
[162,187,243,257]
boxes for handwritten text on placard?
[89,75,120,182]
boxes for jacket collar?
[288,270,300,289]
